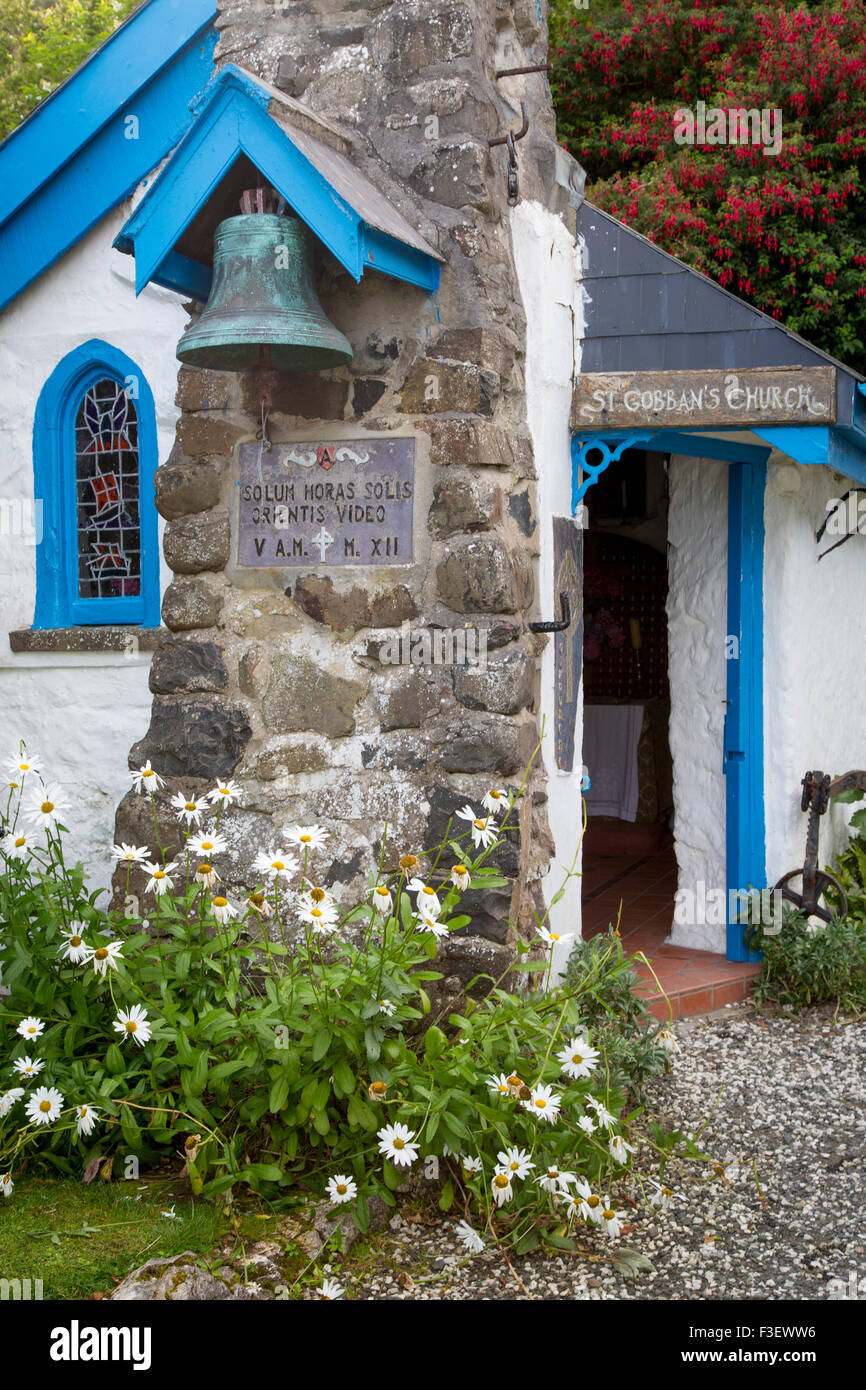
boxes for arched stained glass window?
[74,379,142,600]
[32,341,160,629]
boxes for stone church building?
[2,0,865,1002]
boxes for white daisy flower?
[189,831,229,858]
[207,779,241,806]
[319,1278,344,1300]
[657,1028,680,1053]
[284,824,328,851]
[455,1220,485,1254]
[59,924,89,963]
[557,1036,600,1080]
[195,862,220,887]
[1,830,32,860]
[25,1085,64,1125]
[371,884,393,915]
[113,1004,152,1047]
[142,860,180,895]
[487,1072,511,1097]
[491,1168,514,1207]
[7,749,42,779]
[253,850,298,883]
[326,1174,358,1205]
[86,941,124,977]
[76,1104,100,1138]
[587,1095,617,1130]
[111,843,149,865]
[460,1155,482,1177]
[16,1016,45,1041]
[609,1134,636,1164]
[538,1165,576,1193]
[26,782,67,831]
[455,805,498,849]
[406,878,442,917]
[378,998,396,1017]
[449,863,471,890]
[298,902,340,932]
[538,926,574,948]
[525,1084,562,1124]
[131,760,165,794]
[12,1056,44,1079]
[601,1200,624,1237]
[170,792,208,827]
[577,1114,596,1136]
[377,1122,419,1167]
[573,1178,604,1224]
[299,885,336,910]
[210,895,237,925]
[482,788,508,816]
[0,1088,24,1117]
[649,1183,675,1211]
[415,909,448,939]
[0,1172,12,1197]
[496,1146,535,1180]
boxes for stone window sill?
[9,627,166,655]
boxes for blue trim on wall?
[0,0,217,232]
[115,66,442,298]
[724,462,767,962]
[152,250,214,302]
[32,341,160,630]
[0,27,216,314]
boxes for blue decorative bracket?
[571,431,656,510]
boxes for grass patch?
[0,1175,263,1300]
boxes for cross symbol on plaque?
[311,526,335,562]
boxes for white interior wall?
[0,204,186,882]
[666,454,729,951]
[510,200,583,964]
[763,458,866,884]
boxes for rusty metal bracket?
[529,592,571,634]
[489,102,529,147]
[494,64,550,78]
[773,768,866,921]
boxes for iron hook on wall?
[529,591,572,634]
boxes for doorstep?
[630,945,761,1021]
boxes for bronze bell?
[176,189,353,373]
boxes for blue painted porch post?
[724,461,767,961]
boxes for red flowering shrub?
[549,0,866,366]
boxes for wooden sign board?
[572,366,836,431]
[237,438,414,568]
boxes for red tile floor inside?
[581,844,761,1020]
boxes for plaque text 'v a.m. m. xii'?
[238,438,414,567]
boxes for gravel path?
[348,1003,866,1300]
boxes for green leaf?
[269,1073,291,1114]
[312,1027,332,1062]
[312,1109,331,1137]
[543,1232,577,1252]
[383,1159,401,1191]
[438,1178,454,1212]
[333,1059,355,1096]
[514,1228,540,1254]
[104,1043,125,1075]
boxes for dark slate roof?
[577,203,863,424]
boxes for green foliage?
[549,0,866,368]
[0,0,139,142]
[563,926,673,1092]
[1,753,708,1252]
[748,908,866,1011]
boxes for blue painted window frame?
[32,340,161,629]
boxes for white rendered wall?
[511,200,583,965]
[666,454,729,951]
[0,204,186,883]
[763,459,866,885]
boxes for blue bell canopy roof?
[114,64,443,302]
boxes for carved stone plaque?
[237,438,414,567]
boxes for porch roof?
[575,203,866,485]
